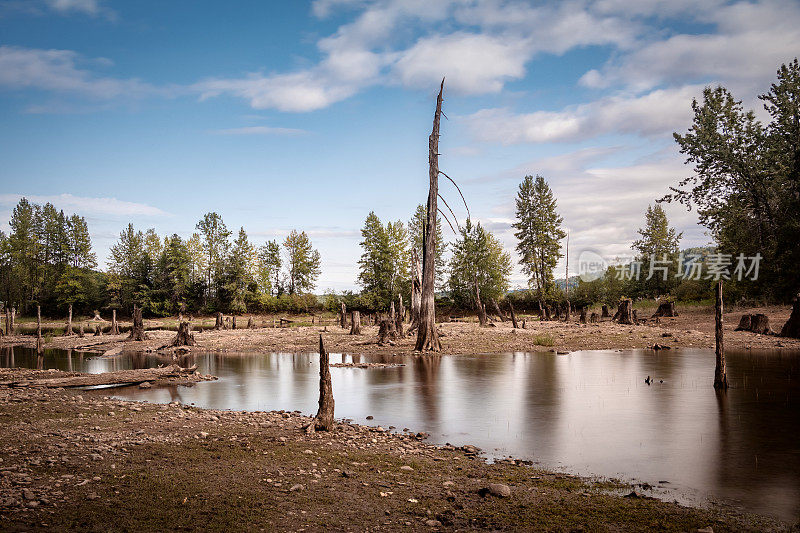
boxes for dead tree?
[171,321,196,347]
[564,301,571,322]
[349,311,361,335]
[398,294,406,323]
[613,299,634,325]
[414,78,444,353]
[780,294,800,338]
[579,306,587,324]
[215,312,223,330]
[475,282,488,326]
[64,304,73,336]
[409,247,422,334]
[340,302,347,329]
[224,317,231,330]
[508,301,519,329]
[601,304,610,319]
[491,298,506,322]
[306,335,334,433]
[128,305,148,341]
[111,309,120,335]
[652,300,678,318]
[36,306,43,355]
[377,318,397,346]
[714,281,728,389]
[395,296,404,337]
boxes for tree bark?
[409,247,422,333]
[349,311,361,335]
[714,281,728,389]
[111,309,120,335]
[306,335,335,433]
[780,294,800,338]
[415,78,444,353]
[508,301,519,329]
[171,320,196,347]
[128,305,148,341]
[65,304,73,336]
[475,281,487,326]
[564,301,571,322]
[613,299,634,325]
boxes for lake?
[2,346,798,522]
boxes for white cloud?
[211,126,308,136]
[45,0,116,20]
[0,193,170,217]
[462,85,701,144]
[0,45,158,99]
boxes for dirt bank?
[0,373,788,532]
[3,304,797,356]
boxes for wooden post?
[36,305,43,355]
[415,79,444,353]
[349,311,361,335]
[714,281,728,389]
[306,335,334,433]
[65,304,73,336]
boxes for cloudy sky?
[1,0,798,291]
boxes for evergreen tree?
[448,219,512,308]
[258,240,282,296]
[224,227,255,312]
[358,212,409,308]
[632,205,682,297]
[513,175,566,299]
[284,230,321,294]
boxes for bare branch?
[438,193,462,232]
[437,208,457,234]
[439,170,471,220]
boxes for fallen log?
[0,364,201,388]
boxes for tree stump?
[111,309,120,335]
[590,312,599,323]
[224,317,231,330]
[94,324,102,336]
[340,302,347,329]
[749,314,773,334]
[522,319,526,329]
[779,294,800,338]
[170,321,196,347]
[215,312,223,330]
[579,306,587,324]
[64,304,73,336]
[601,304,610,318]
[508,301,519,329]
[714,281,728,389]
[735,314,752,331]
[564,301,571,322]
[247,317,255,329]
[36,306,43,355]
[349,311,361,335]
[306,335,335,433]
[128,305,148,341]
[613,299,634,325]
[231,316,236,330]
[394,299,404,337]
[78,324,84,338]
[652,301,678,318]
[377,319,396,346]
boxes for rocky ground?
[3,304,797,357]
[0,378,791,532]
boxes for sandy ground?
[3,304,798,356]
[0,379,789,532]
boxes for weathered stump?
[601,304,610,318]
[224,317,231,330]
[36,306,43,355]
[128,305,148,341]
[94,324,102,336]
[780,294,800,338]
[64,304,73,336]
[377,319,396,346]
[590,312,599,323]
[349,311,361,335]
[749,314,773,335]
[340,302,347,329]
[735,314,752,331]
[613,299,634,325]
[78,324,85,338]
[652,301,678,318]
[579,306,587,324]
[247,317,254,329]
[714,281,728,389]
[232,316,237,330]
[215,312,223,330]
[111,309,120,335]
[171,321,196,347]
[306,335,334,433]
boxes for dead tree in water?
[111,309,119,335]
[171,321,196,347]
[349,311,361,335]
[780,294,800,338]
[64,304,73,336]
[613,299,634,325]
[214,312,223,330]
[128,305,148,341]
[714,281,728,389]
[415,79,444,353]
[36,306,43,355]
[409,248,422,334]
[306,335,335,433]
[508,301,519,329]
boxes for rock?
[461,444,480,455]
[400,465,414,471]
[86,492,99,500]
[366,415,374,420]
[487,483,511,498]
[138,382,152,389]
[22,489,35,501]
[425,519,442,527]
[442,481,455,487]
[289,484,304,492]
[696,528,714,533]
[199,432,209,438]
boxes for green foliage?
[447,219,512,309]
[283,230,321,295]
[513,175,566,300]
[357,212,409,309]
[631,204,682,297]
[408,204,447,288]
[533,334,555,347]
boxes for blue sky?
[1,0,798,291]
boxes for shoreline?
[0,373,791,531]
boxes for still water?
[2,347,798,521]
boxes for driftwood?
[780,294,800,338]
[128,305,148,341]
[349,311,361,335]
[613,299,634,325]
[652,301,678,318]
[0,364,198,389]
[714,281,728,389]
[306,336,334,433]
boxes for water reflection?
[2,346,798,521]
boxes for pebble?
[289,484,304,492]
[425,519,442,527]
[400,465,414,471]
[487,483,511,498]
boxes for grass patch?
[533,334,555,346]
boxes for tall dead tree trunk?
[128,305,148,341]
[395,296,404,337]
[307,335,335,433]
[111,309,119,335]
[415,78,444,352]
[64,304,73,336]
[508,301,519,329]
[340,302,347,329]
[780,294,800,338]
[491,298,506,322]
[349,311,361,335]
[409,247,422,334]
[475,281,487,326]
[36,306,43,355]
[215,312,223,330]
[388,302,398,338]
[714,281,728,389]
